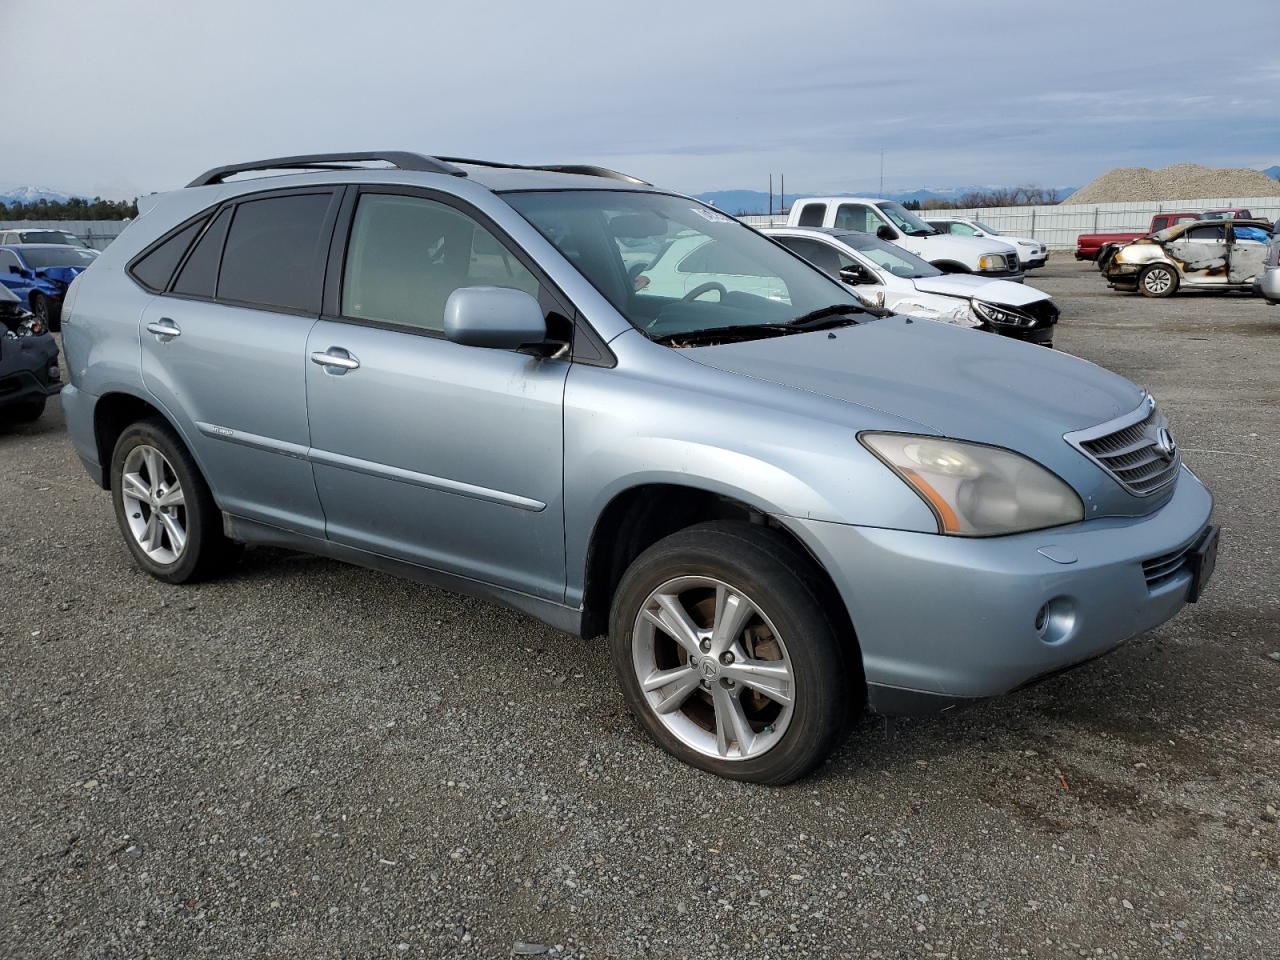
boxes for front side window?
[0,250,23,271]
[949,222,978,236]
[834,204,886,233]
[342,193,539,333]
[217,193,332,312]
[878,202,937,237]
[1183,225,1226,242]
[775,237,856,277]
[835,232,942,278]
[507,190,862,340]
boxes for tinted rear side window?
[130,218,206,292]
[172,207,232,298]
[217,193,332,313]
[796,203,825,227]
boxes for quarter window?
[796,202,826,227]
[341,193,539,333]
[172,207,232,299]
[130,218,207,292]
[217,193,333,313]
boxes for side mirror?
[7,265,20,275]
[839,266,870,285]
[444,286,548,351]
[876,225,898,242]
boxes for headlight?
[977,253,1008,271]
[972,300,1035,327]
[1017,239,1037,248]
[860,433,1084,536]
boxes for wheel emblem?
[698,657,720,681]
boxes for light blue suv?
[59,152,1217,783]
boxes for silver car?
[59,152,1217,784]
[1260,236,1280,304]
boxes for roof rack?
[186,151,467,188]
[435,157,651,186]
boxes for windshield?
[16,247,98,268]
[879,202,936,236]
[972,220,1002,235]
[834,232,942,278]
[506,191,863,340]
[20,231,88,247]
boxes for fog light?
[1035,597,1076,645]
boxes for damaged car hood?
[910,274,1049,307]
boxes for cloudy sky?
[7,0,1279,199]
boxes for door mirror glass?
[839,265,871,285]
[444,286,547,350]
[876,225,898,242]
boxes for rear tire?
[1139,264,1178,298]
[31,293,55,332]
[608,520,856,784]
[110,417,240,583]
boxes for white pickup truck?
[787,196,1023,279]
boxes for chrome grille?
[1142,539,1195,589]
[1065,396,1181,497]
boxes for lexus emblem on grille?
[1155,427,1177,462]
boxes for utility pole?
[879,149,884,195]
[768,174,773,218]
[780,173,785,216]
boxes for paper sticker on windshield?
[690,206,733,224]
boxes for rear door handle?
[146,318,181,342]
[310,348,360,372]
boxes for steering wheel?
[683,281,727,302]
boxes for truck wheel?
[1139,264,1178,298]
[110,417,240,583]
[608,520,855,784]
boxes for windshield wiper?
[783,303,873,330]
[652,323,795,346]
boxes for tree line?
[0,197,139,221]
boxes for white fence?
[739,195,1280,250]
[0,219,129,250]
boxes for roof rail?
[186,151,467,188]
[436,157,650,186]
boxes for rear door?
[1164,224,1230,287]
[303,187,569,600]
[138,187,340,537]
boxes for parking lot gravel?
[1,260,1277,959]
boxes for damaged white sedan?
[764,227,1058,346]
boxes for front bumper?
[978,268,1026,283]
[782,467,1214,712]
[0,334,61,409]
[1023,251,1049,269]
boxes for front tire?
[608,521,855,784]
[31,293,55,332]
[1139,264,1178,298]
[110,418,239,583]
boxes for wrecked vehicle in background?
[764,227,1058,346]
[0,283,61,423]
[0,243,99,331]
[1104,219,1274,298]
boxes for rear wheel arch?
[93,392,172,490]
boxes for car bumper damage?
[0,331,61,409]
[781,467,1215,715]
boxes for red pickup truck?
[1076,212,1201,265]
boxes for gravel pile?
[1064,163,1280,204]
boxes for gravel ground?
[1,261,1277,959]
[1064,163,1280,204]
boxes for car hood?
[913,234,1017,256]
[910,274,1049,307]
[683,316,1158,516]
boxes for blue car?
[0,243,98,332]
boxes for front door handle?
[310,348,360,372]
[146,318,181,342]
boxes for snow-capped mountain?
[0,184,79,206]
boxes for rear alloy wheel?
[1139,264,1178,298]
[110,418,240,583]
[609,521,853,784]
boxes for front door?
[304,189,569,600]
[1228,223,1270,283]
[1165,223,1230,287]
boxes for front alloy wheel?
[609,521,855,784]
[1140,264,1178,298]
[633,576,795,761]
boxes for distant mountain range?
[1265,165,1280,180]
[694,185,1078,215]
[0,184,81,207]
